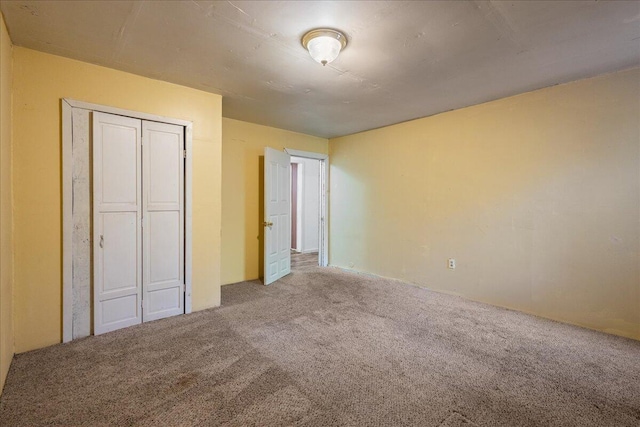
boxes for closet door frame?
[61,98,193,343]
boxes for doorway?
[290,156,321,268]
[284,148,329,267]
[262,148,328,285]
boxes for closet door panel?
[93,112,142,335]
[100,129,138,206]
[148,134,181,206]
[101,212,138,293]
[142,121,185,322]
[148,211,180,284]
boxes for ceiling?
[1,1,639,138]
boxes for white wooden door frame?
[62,98,193,343]
[284,148,329,267]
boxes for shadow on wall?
[328,163,368,269]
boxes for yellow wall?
[12,48,222,353]
[329,68,640,340]
[222,118,327,284]
[0,13,14,392]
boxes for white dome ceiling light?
[302,29,348,66]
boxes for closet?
[93,112,185,335]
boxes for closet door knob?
[99,235,104,248]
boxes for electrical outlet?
[448,258,456,269]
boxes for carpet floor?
[1,266,639,426]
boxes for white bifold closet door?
[93,112,184,335]
[141,121,185,322]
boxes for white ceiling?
[2,1,639,138]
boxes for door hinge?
[183,149,187,158]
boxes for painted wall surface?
[329,68,640,340]
[12,48,222,353]
[0,13,14,392]
[292,156,320,253]
[294,163,303,251]
[222,118,327,285]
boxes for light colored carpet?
[1,266,639,426]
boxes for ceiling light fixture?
[302,29,347,66]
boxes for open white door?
[93,112,142,335]
[264,147,291,285]
[142,121,185,322]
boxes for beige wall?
[222,118,327,284]
[329,68,640,340]
[0,13,14,392]
[12,48,223,353]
